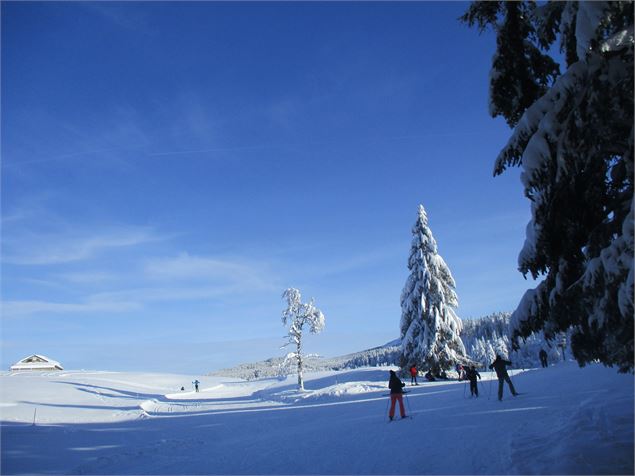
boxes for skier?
[489,355,518,401]
[465,365,481,397]
[539,349,548,368]
[409,365,418,385]
[456,363,464,380]
[424,371,436,382]
[387,370,407,420]
[193,380,200,392]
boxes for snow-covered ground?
[1,362,632,475]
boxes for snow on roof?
[10,354,64,371]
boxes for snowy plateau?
[1,362,633,475]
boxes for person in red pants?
[409,364,419,385]
[388,370,407,420]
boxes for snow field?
[1,363,633,474]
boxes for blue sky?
[1,1,537,373]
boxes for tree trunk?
[297,340,304,390]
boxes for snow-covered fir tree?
[281,288,325,390]
[461,312,569,369]
[400,205,466,373]
[462,1,634,372]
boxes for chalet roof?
[10,354,64,370]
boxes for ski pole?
[463,381,467,399]
[508,371,518,394]
[384,395,390,421]
[488,375,493,400]
[404,392,412,417]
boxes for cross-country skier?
[409,365,418,386]
[539,349,548,368]
[388,370,407,420]
[193,380,200,392]
[489,355,518,401]
[465,365,481,397]
[456,363,464,380]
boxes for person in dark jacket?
[539,349,548,368]
[489,355,518,401]
[388,370,407,420]
[409,365,418,386]
[465,365,481,397]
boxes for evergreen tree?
[462,1,634,372]
[461,311,573,369]
[400,205,466,373]
[470,338,489,369]
[281,288,325,390]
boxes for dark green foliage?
[462,1,634,372]
[461,2,560,127]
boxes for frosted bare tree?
[281,288,325,390]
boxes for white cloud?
[56,271,119,284]
[89,285,239,305]
[1,298,140,318]
[2,248,282,318]
[144,252,278,291]
[3,227,165,265]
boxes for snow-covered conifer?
[485,341,496,366]
[281,288,325,390]
[462,1,634,372]
[469,338,490,368]
[494,337,510,360]
[461,311,574,368]
[400,205,466,373]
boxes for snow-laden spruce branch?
[281,288,325,390]
[461,1,634,372]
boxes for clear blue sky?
[1,1,537,373]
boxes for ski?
[387,416,413,423]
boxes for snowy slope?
[1,363,632,475]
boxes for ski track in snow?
[1,363,632,475]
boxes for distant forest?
[212,312,568,380]
[461,312,567,370]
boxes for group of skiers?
[180,380,200,392]
[388,354,522,419]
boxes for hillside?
[210,339,401,380]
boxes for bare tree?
[281,288,325,390]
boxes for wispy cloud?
[1,298,141,318]
[2,146,145,168]
[146,143,281,157]
[3,227,165,265]
[144,252,279,291]
[308,246,402,279]
[81,2,153,33]
[89,285,242,305]
[1,283,246,319]
[56,271,119,284]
